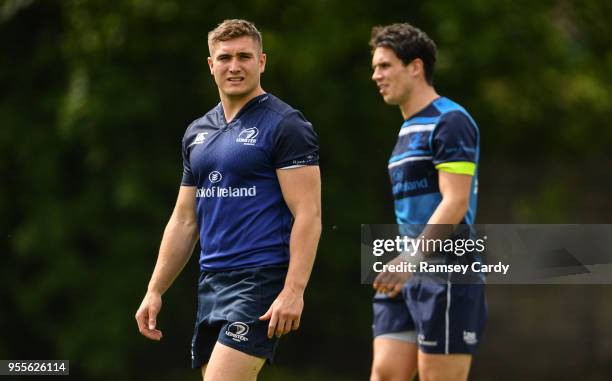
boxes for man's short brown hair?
[208,19,263,55]
[370,23,437,85]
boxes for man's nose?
[372,68,381,81]
[228,58,241,72]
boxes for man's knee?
[371,337,418,381]
[418,365,455,381]
[370,361,393,381]
[418,353,471,381]
[419,369,465,381]
[370,359,415,381]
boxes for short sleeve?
[273,111,319,168]
[181,134,195,186]
[431,111,478,166]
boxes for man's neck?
[220,87,265,123]
[399,84,439,120]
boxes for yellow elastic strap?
[435,161,476,176]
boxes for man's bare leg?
[418,350,471,381]
[202,342,265,381]
[370,336,418,381]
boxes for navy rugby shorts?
[191,265,287,368]
[372,273,486,354]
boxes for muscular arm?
[416,170,474,241]
[147,186,199,294]
[135,186,199,340]
[374,171,473,296]
[259,166,322,338]
[421,111,478,242]
[427,171,472,225]
[279,165,322,292]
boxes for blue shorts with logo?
[191,265,287,368]
[372,273,486,354]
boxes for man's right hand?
[135,292,163,341]
[373,255,412,298]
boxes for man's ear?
[409,58,424,78]
[207,56,214,75]
[259,52,267,74]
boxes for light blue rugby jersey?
[388,97,480,227]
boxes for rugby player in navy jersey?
[369,24,486,381]
[135,19,321,381]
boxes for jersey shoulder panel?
[261,95,318,168]
[180,105,222,186]
[260,94,300,119]
[183,104,221,137]
[432,97,479,132]
[429,98,479,165]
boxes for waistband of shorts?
[200,263,288,277]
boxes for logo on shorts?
[236,127,258,145]
[463,330,478,345]
[417,334,438,347]
[209,171,222,183]
[225,322,249,342]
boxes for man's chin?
[222,88,252,98]
[382,96,399,105]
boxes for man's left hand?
[259,287,304,339]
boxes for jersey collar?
[216,93,270,126]
[404,96,443,122]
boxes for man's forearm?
[411,197,468,256]
[147,217,199,295]
[284,212,321,293]
[427,196,468,225]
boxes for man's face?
[371,46,415,105]
[208,36,266,99]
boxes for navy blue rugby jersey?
[181,93,319,271]
[388,97,480,227]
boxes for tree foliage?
[1,0,611,379]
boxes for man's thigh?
[405,278,486,354]
[192,266,286,369]
[371,336,418,381]
[418,350,471,381]
[202,342,265,381]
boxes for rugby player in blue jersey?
[369,23,486,381]
[135,19,321,381]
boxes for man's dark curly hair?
[370,23,437,85]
